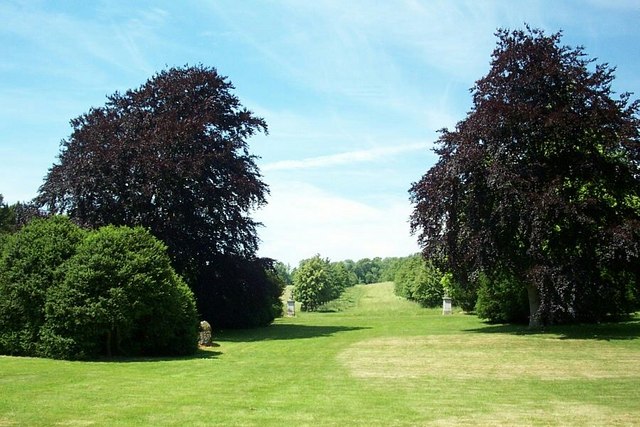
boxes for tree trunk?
[106,330,112,357]
[527,284,541,328]
[115,326,124,356]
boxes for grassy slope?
[1,282,639,426]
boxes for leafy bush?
[0,194,15,237]
[475,270,529,324]
[0,216,85,355]
[442,272,478,313]
[393,254,444,308]
[39,226,198,359]
[193,256,284,329]
[330,261,358,288]
[293,255,348,311]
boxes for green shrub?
[39,226,198,359]
[0,216,85,355]
[293,255,347,311]
[475,270,529,324]
[393,255,444,308]
[446,274,478,313]
[193,256,284,329]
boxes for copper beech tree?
[410,28,640,326]
[37,65,281,328]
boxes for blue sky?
[1,1,639,266]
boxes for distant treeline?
[276,255,416,288]
[275,254,446,311]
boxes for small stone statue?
[199,320,213,346]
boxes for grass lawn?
[1,282,639,426]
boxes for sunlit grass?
[1,282,639,425]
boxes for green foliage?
[36,66,275,330]
[293,255,348,311]
[272,261,293,287]
[39,226,198,360]
[410,27,640,325]
[0,194,15,237]
[0,216,85,356]
[379,257,403,282]
[445,278,478,313]
[330,260,358,286]
[329,262,357,289]
[475,270,529,323]
[194,256,284,329]
[0,218,198,360]
[355,258,382,284]
[293,255,331,312]
[393,254,444,308]
[334,257,403,285]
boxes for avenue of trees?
[285,255,415,312]
[2,26,639,362]
[410,27,640,326]
[289,254,449,311]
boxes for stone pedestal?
[287,299,295,317]
[442,297,452,315]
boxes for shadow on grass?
[316,308,342,313]
[91,348,222,363]
[465,316,640,341]
[218,323,369,342]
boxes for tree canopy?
[34,65,281,328]
[36,65,268,280]
[393,254,444,308]
[410,27,640,326]
[0,195,13,237]
[293,255,349,311]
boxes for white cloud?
[255,181,419,266]
[262,142,429,172]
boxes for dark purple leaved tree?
[37,65,281,327]
[410,27,640,326]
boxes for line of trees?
[393,254,445,308]
[288,253,450,311]
[287,255,402,312]
[281,257,415,287]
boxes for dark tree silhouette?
[37,65,277,327]
[410,27,640,326]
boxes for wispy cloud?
[255,181,419,265]
[0,2,170,87]
[262,142,429,171]
[3,0,638,264]
[202,0,546,143]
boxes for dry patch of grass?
[430,401,640,427]
[338,334,640,380]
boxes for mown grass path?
[1,282,640,425]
